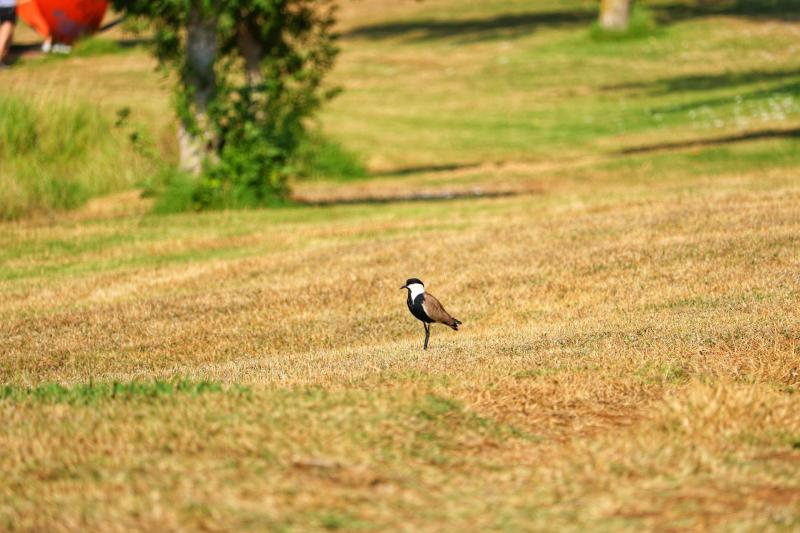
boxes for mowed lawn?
[2,0,800,530]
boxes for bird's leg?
[423,323,430,350]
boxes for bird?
[400,278,461,350]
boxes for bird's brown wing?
[422,293,459,328]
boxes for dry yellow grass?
[2,0,800,530]
[2,171,799,530]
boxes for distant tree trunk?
[599,0,632,31]
[178,4,218,175]
[237,19,264,86]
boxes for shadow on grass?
[10,37,150,58]
[294,189,522,207]
[10,16,138,57]
[344,0,799,43]
[370,163,481,177]
[604,67,800,94]
[344,9,595,42]
[98,16,126,33]
[653,0,800,24]
[619,127,800,154]
[653,80,800,114]
[94,37,151,49]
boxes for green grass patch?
[313,510,372,531]
[72,37,129,57]
[149,167,201,214]
[635,361,690,385]
[0,380,249,405]
[414,393,463,421]
[294,133,367,181]
[151,167,295,215]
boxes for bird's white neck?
[407,283,425,299]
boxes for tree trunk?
[179,4,218,175]
[599,0,632,31]
[237,19,263,86]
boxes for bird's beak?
[400,285,407,290]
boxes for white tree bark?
[599,0,632,31]
[179,4,218,175]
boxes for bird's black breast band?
[407,293,432,323]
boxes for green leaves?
[110,0,338,209]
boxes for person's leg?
[0,24,10,63]
[0,12,15,64]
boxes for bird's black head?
[400,278,424,290]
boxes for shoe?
[52,43,71,54]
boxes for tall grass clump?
[0,94,161,220]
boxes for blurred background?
[2,0,798,219]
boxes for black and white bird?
[400,278,462,350]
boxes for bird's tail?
[449,318,462,331]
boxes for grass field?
[2,0,800,530]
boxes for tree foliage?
[111,0,338,208]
